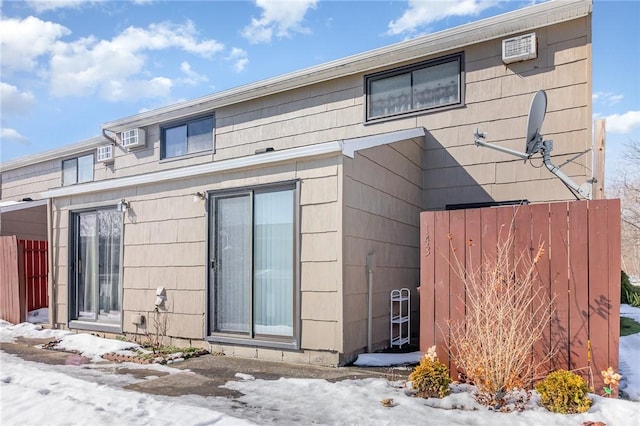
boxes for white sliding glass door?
[210,184,295,340]
[72,209,122,325]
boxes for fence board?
[434,210,451,366]
[568,201,589,375]
[531,203,552,375]
[0,236,22,324]
[420,199,620,392]
[549,202,569,372]
[587,201,610,392]
[419,212,436,351]
[606,199,621,398]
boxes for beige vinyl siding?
[0,205,47,240]
[1,160,60,200]
[417,17,591,209]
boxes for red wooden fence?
[0,236,48,324]
[20,239,49,311]
[420,199,621,393]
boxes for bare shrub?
[145,308,169,354]
[448,226,556,408]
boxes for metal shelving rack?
[390,288,410,348]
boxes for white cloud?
[0,128,29,144]
[0,82,36,115]
[387,0,503,36]
[227,48,249,73]
[25,0,152,12]
[0,16,71,72]
[242,0,317,44]
[179,62,208,86]
[25,0,94,13]
[601,111,640,134]
[100,77,173,102]
[48,21,223,100]
[593,91,624,106]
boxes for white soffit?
[40,127,426,199]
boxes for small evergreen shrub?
[409,348,452,399]
[535,370,592,414]
[621,270,640,307]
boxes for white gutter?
[102,0,592,132]
[40,127,425,199]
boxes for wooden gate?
[0,236,48,324]
[419,199,621,392]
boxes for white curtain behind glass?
[79,213,97,319]
[253,190,293,336]
[216,195,251,333]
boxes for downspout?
[46,197,55,327]
[366,252,375,353]
[102,128,118,145]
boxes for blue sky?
[1,0,638,183]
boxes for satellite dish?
[525,90,547,155]
[473,89,592,199]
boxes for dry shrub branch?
[448,226,556,408]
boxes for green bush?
[621,270,640,307]
[409,356,452,398]
[535,370,592,414]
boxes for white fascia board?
[0,198,48,213]
[102,0,591,132]
[342,127,426,158]
[41,141,343,199]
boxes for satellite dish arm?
[474,130,529,160]
[541,141,591,199]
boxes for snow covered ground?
[1,305,639,425]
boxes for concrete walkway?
[1,338,409,399]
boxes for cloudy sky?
[1,0,638,181]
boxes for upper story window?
[365,53,464,121]
[161,115,214,159]
[62,154,94,186]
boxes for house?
[0,0,594,366]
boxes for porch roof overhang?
[40,127,426,199]
[0,199,48,214]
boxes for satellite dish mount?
[474,90,592,199]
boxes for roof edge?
[1,136,106,172]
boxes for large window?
[366,53,464,121]
[62,154,94,186]
[161,115,214,159]
[70,208,122,328]
[209,183,298,344]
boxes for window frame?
[364,52,465,122]
[206,181,301,350]
[62,154,94,186]
[160,114,215,160]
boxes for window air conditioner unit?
[121,128,146,149]
[502,32,537,64]
[96,145,114,163]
